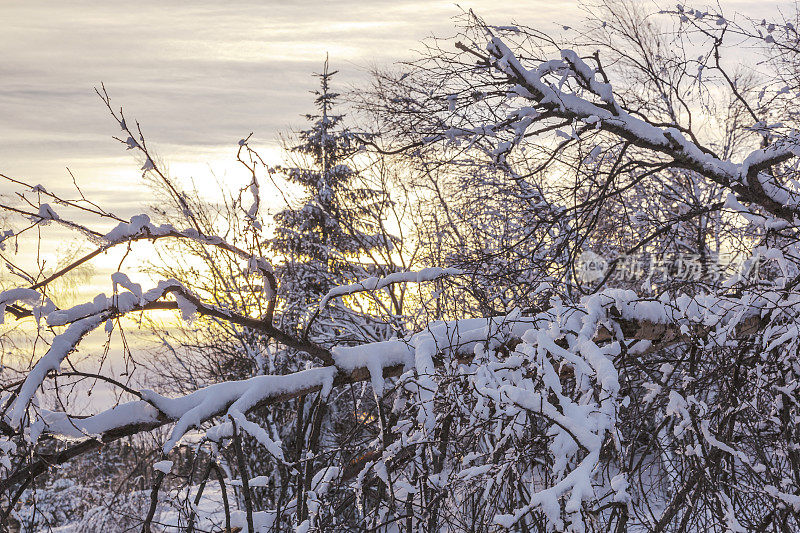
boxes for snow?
[173,292,197,322]
[6,273,774,477]
[152,366,337,452]
[36,401,161,439]
[0,287,42,324]
[101,214,248,260]
[412,332,438,433]
[229,409,285,461]
[5,276,794,532]
[111,271,143,303]
[319,267,462,309]
[6,279,186,428]
[37,203,60,222]
[8,19,800,531]
[484,33,798,210]
[9,313,106,427]
[153,460,173,474]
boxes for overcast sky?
[0,0,788,266]
[0,0,588,217]
[1,1,786,213]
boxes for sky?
[0,0,788,302]
[0,0,586,220]
[0,0,592,299]
[0,1,782,216]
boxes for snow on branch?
[102,213,252,258]
[0,212,280,324]
[5,287,763,453]
[7,279,187,426]
[472,35,800,222]
[2,271,789,531]
[319,267,462,309]
[2,274,336,430]
[0,288,46,325]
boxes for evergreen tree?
[266,59,396,524]
[271,56,391,338]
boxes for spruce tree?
[271,57,390,338]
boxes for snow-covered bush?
[5,2,800,531]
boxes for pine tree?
[265,60,396,523]
[271,57,391,337]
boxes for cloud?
[0,0,579,220]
